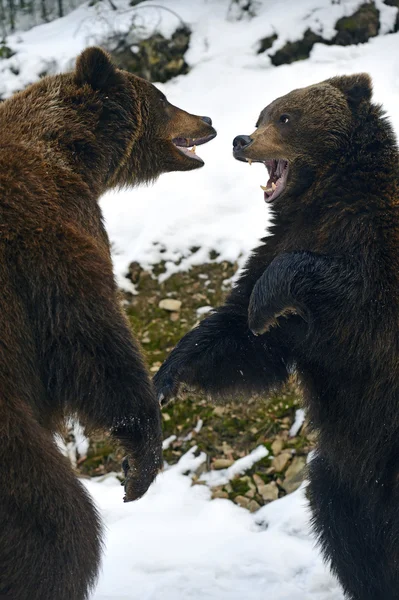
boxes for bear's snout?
[233,135,253,161]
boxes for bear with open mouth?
[155,74,399,600]
[0,47,216,600]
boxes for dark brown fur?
[155,75,399,599]
[0,47,216,600]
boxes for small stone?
[272,452,292,472]
[253,474,265,491]
[213,406,226,417]
[282,457,307,494]
[162,413,171,422]
[224,483,233,494]
[241,476,256,491]
[141,337,150,344]
[248,500,261,513]
[170,311,180,322]
[159,299,182,312]
[234,495,250,509]
[212,490,229,499]
[194,462,207,478]
[271,438,284,456]
[245,488,256,499]
[212,458,234,470]
[258,481,279,502]
[222,441,234,456]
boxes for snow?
[86,449,343,600]
[290,409,306,438]
[200,445,269,487]
[4,0,399,596]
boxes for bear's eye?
[279,114,290,124]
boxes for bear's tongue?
[261,159,289,202]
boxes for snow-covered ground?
[3,0,399,597]
[87,450,343,600]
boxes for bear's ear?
[75,47,122,90]
[327,73,372,107]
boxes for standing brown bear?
[155,74,399,599]
[0,47,216,600]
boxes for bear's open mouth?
[260,159,289,203]
[172,133,216,164]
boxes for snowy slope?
[3,1,399,597]
[2,0,399,284]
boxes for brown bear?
[155,75,399,599]
[0,46,216,600]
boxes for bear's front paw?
[153,365,181,406]
[122,453,162,503]
[248,310,278,336]
[248,285,281,336]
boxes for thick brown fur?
[155,75,399,599]
[0,47,216,600]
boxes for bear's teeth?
[248,159,252,166]
[272,182,277,191]
[260,185,272,192]
[191,145,197,153]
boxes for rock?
[258,481,279,502]
[211,487,229,499]
[248,500,261,513]
[252,474,264,491]
[267,3,380,67]
[282,457,307,494]
[334,3,379,46]
[227,0,258,21]
[194,462,207,478]
[109,26,191,83]
[245,488,256,499]
[234,495,250,509]
[222,441,234,456]
[170,311,180,322]
[213,406,226,417]
[0,45,15,60]
[384,0,399,29]
[159,299,182,312]
[141,337,150,344]
[271,437,284,456]
[212,458,234,469]
[212,490,229,499]
[257,33,278,54]
[162,413,171,422]
[270,28,325,66]
[150,361,162,373]
[127,261,142,284]
[271,452,292,472]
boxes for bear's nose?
[201,116,213,126]
[233,135,253,151]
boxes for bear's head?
[232,74,373,204]
[7,47,216,194]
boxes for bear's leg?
[308,454,399,600]
[154,306,299,404]
[0,403,102,600]
[45,302,163,502]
